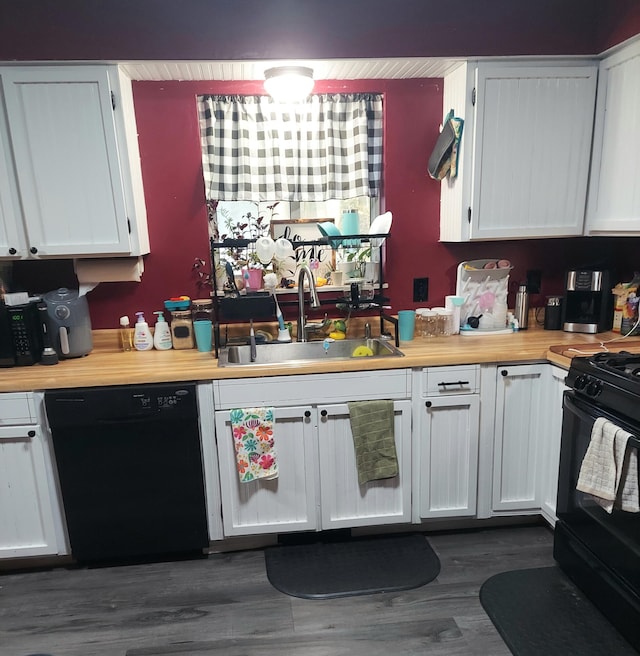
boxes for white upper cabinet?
[0,65,149,259]
[585,39,640,235]
[440,61,598,241]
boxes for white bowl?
[255,236,276,264]
[274,237,294,259]
[369,211,392,247]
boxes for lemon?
[352,345,374,357]
[329,331,346,340]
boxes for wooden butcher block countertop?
[0,326,633,393]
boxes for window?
[198,93,383,279]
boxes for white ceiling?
[120,58,465,81]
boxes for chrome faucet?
[297,264,321,342]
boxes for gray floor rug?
[264,532,441,599]
[480,566,638,655]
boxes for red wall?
[596,0,640,52]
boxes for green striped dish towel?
[347,400,398,485]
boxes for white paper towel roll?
[74,257,144,295]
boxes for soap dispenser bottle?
[153,311,173,350]
[133,311,153,351]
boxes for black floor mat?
[480,566,638,656]
[264,533,440,599]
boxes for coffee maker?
[562,270,613,334]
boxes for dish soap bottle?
[133,311,153,351]
[153,311,173,350]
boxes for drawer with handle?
[421,365,479,396]
[0,393,37,425]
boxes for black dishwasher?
[45,382,209,563]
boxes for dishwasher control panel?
[45,382,197,426]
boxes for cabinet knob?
[425,401,432,408]
[501,369,508,377]
[27,430,36,438]
[8,247,17,255]
[304,410,311,418]
[30,246,38,254]
[320,409,328,417]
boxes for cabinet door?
[0,426,60,558]
[472,64,597,239]
[492,364,545,513]
[0,66,147,257]
[0,100,26,259]
[441,62,597,241]
[585,40,640,235]
[539,366,568,525]
[317,399,412,529]
[418,394,479,518]
[215,405,318,536]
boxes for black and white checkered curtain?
[198,93,383,202]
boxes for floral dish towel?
[230,407,278,483]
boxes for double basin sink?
[218,337,404,367]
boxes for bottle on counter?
[119,315,133,351]
[514,284,529,330]
[133,311,154,351]
[153,311,173,350]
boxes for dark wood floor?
[0,523,555,656]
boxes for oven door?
[556,390,640,604]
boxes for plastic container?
[170,310,195,349]
[421,310,438,337]
[133,312,153,351]
[438,309,454,335]
[153,311,173,350]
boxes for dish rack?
[456,259,513,333]
[210,234,396,349]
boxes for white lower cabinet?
[480,363,546,515]
[0,392,67,558]
[317,400,412,529]
[539,366,568,525]
[215,404,319,536]
[212,370,412,537]
[413,366,480,520]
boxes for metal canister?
[514,284,529,329]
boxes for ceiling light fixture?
[264,66,314,103]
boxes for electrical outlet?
[413,277,429,303]
[526,269,542,294]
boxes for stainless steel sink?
[217,337,404,367]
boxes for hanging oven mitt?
[427,109,464,180]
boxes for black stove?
[566,351,640,423]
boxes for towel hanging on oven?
[576,417,639,513]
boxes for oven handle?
[564,392,640,449]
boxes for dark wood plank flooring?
[0,524,555,656]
